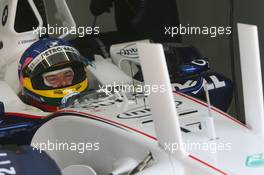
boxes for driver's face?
[43,68,74,88]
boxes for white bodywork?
[87,56,133,86]
[0,0,42,92]
[30,43,264,175]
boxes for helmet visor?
[42,67,75,88]
[31,61,87,90]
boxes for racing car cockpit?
[0,1,244,175]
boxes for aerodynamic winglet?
[137,43,185,156]
[237,23,264,136]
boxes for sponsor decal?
[79,99,116,110]
[117,101,182,119]
[172,75,226,94]
[0,153,16,174]
[173,79,200,91]
[61,92,80,107]
[191,59,207,66]
[18,38,38,45]
[28,46,79,71]
[54,90,63,95]
[40,46,78,59]
[75,84,82,91]
[27,55,44,72]
[246,153,264,167]
[181,122,202,133]
[117,43,138,59]
[90,100,115,108]
[2,5,8,26]
[47,41,59,48]
[117,107,151,119]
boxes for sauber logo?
[117,43,138,58]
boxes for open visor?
[22,46,85,78]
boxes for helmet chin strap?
[42,67,73,87]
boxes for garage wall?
[176,0,232,79]
[44,0,117,35]
[66,0,117,32]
